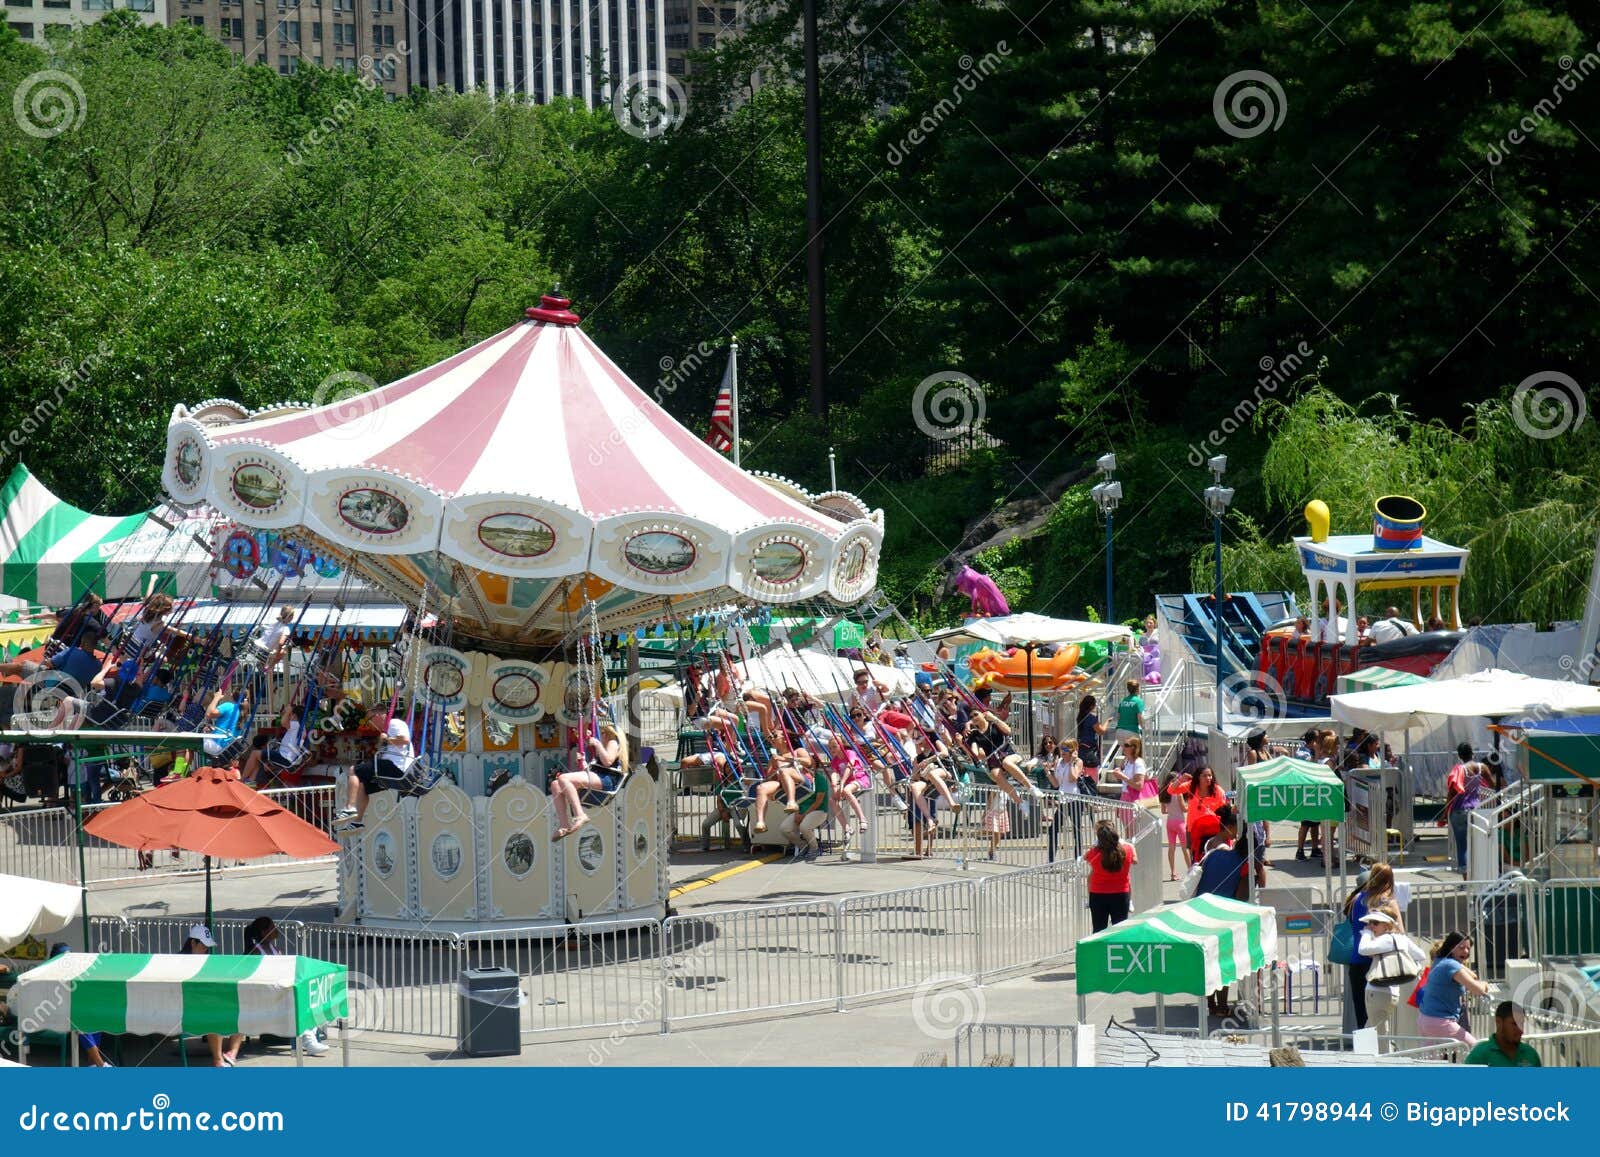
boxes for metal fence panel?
[0,785,337,886]
[838,879,977,1004]
[976,861,1086,980]
[460,919,663,1038]
[293,921,463,1040]
[662,900,838,1026]
[953,1022,1074,1066]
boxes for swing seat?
[577,748,649,808]
[373,756,443,798]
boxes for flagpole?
[730,336,741,468]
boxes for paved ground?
[20,821,1464,1068]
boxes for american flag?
[705,352,735,453]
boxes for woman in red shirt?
[1084,820,1137,930]
[1170,765,1227,863]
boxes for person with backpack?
[1337,863,1395,1031]
[1444,745,1488,873]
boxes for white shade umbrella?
[1330,668,1600,735]
[926,612,1133,648]
[0,873,81,953]
[734,648,913,702]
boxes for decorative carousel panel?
[523,747,562,792]
[303,471,443,557]
[417,782,478,922]
[622,772,660,911]
[827,521,883,604]
[589,513,732,596]
[416,645,471,712]
[360,794,410,920]
[729,523,833,603]
[483,659,550,724]
[207,444,307,529]
[550,659,606,727]
[479,750,524,798]
[440,494,594,579]
[564,809,619,919]
[486,779,555,922]
[163,420,213,507]
[448,753,485,797]
[811,491,876,525]
[336,838,358,922]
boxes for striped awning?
[1076,895,1277,997]
[12,953,348,1037]
[161,298,885,646]
[0,464,215,608]
[1336,665,1426,695]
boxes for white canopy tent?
[926,613,1134,648]
[1329,669,1600,735]
[734,648,913,702]
[0,873,81,953]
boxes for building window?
[4,0,32,9]
[311,21,319,39]
[664,2,687,22]
[7,19,31,35]
[277,20,300,41]
[719,6,734,21]
[666,56,684,75]
[81,0,112,9]
[255,16,264,35]
[127,0,154,11]
[665,31,686,47]
[185,13,204,25]
[257,51,266,62]
[225,17,242,37]
[371,23,393,45]
[43,0,70,9]
[697,31,713,46]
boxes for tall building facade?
[170,0,409,97]
[408,0,666,106]
[661,0,740,82]
[6,0,166,46]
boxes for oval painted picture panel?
[841,542,869,584]
[493,671,541,710]
[425,660,465,698]
[477,512,556,558]
[231,464,285,510]
[339,488,410,535]
[173,438,203,487]
[751,540,806,585]
[624,530,696,575]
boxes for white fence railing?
[1,785,338,886]
[86,860,1090,1043]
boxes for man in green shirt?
[1465,1001,1542,1067]
[1115,679,1145,742]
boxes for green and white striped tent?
[11,953,348,1038]
[0,464,215,607]
[1076,895,1278,997]
[1336,665,1426,695]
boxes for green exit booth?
[1076,895,1279,1041]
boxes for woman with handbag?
[1358,906,1428,1051]
[1338,862,1395,1030]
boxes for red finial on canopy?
[526,293,582,326]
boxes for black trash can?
[458,967,524,1058]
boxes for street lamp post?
[1204,456,1234,729]
[1090,453,1121,625]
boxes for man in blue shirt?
[0,623,104,689]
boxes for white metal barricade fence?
[461,919,663,1038]
[88,861,1088,1042]
[0,784,338,886]
[953,1021,1073,1066]
[661,899,840,1027]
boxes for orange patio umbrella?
[84,766,338,928]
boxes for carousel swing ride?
[159,295,884,932]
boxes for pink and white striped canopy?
[162,298,882,644]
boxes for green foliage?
[0,5,1597,634]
